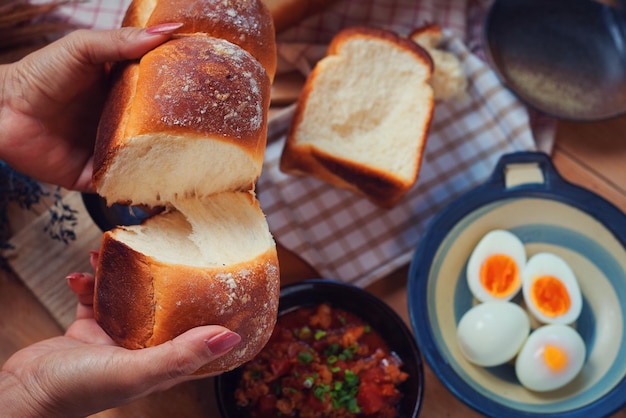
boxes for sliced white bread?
[280,26,434,208]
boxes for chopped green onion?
[344,370,358,385]
[250,368,262,380]
[313,384,330,402]
[314,330,327,340]
[297,351,313,364]
[298,326,312,340]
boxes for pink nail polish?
[205,331,241,356]
[65,272,85,281]
[145,22,183,35]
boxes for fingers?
[146,325,241,382]
[72,156,95,192]
[89,250,99,272]
[66,272,95,307]
[126,327,241,388]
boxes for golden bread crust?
[93,36,271,196]
[94,230,280,374]
[146,0,276,81]
[93,61,137,190]
[121,0,276,81]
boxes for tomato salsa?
[235,303,409,417]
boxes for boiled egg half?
[466,229,526,302]
[515,324,586,392]
[522,252,582,325]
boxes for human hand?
[0,251,239,418]
[0,24,182,192]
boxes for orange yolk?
[530,276,571,317]
[544,345,568,372]
[479,254,520,298]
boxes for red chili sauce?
[235,303,409,417]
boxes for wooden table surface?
[1,77,626,417]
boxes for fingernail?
[65,272,85,281]
[144,22,183,35]
[89,250,99,265]
[205,331,241,356]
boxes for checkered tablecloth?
[51,0,549,288]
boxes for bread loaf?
[279,27,434,208]
[93,0,280,375]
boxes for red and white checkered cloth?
[51,0,553,288]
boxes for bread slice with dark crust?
[280,26,435,208]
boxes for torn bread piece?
[410,23,467,101]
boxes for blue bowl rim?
[407,151,626,418]
[216,278,425,417]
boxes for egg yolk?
[543,345,568,372]
[530,276,571,318]
[479,254,520,298]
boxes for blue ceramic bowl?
[408,152,626,417]
[216,279,424,417]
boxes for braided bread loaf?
[92,0,279,375]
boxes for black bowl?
[81,193,150,231]
[215,279,424,417]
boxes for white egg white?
[522,252,582,325]
[515,324,586,392]
[466,229,526,302]
[457,301,530,367]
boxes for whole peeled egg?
[457,301,530,367]
[522,252,582,325]
[466,229,526,302]
[515,324,586,392]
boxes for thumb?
[61,24,184,65]
[128,326,241,388]
[15,24,184,105]
[53,326,241,416]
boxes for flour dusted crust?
[93,0,280,375]
[93,36,271,207]
[130,0,276,81]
